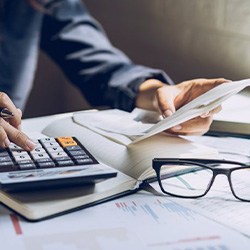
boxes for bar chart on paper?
[114,197,196,223]
[1,194,249,250]
[112,195,250,250]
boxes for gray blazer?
[0,0,173,111]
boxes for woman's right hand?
[0,92,35,150]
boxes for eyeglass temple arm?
[152,158,248,166]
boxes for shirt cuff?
[115,70,174,112]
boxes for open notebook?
[0,79,249,221]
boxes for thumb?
[156,86,177,118]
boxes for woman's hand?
[136,78,228,136]
[0,92,35,150]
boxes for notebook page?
[42,117,218,180]
[73,109,154,145]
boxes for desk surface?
[1,112,250,250]
[22,112,73,133]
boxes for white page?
[0,193,249,250]
[73,109,152,135]
[186,135,250,162]
[213,91,250,123]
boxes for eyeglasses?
[152,158,250,202]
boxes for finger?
[0,125,10,148]
[0,92,22,128]
[17,108,22,116]
[16,109,22,130]
[166,116,213,136]
[200,105,222,118]
[1,119,35,151]
[156,86,178,118]
[198,78,230,92]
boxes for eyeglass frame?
[152,158,250,202]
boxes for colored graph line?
[9,213,22,235]
[148,235,224,248]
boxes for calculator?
[0,136,117,191]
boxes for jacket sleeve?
[40,0,173,111]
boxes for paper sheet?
[149,135,250,237]
[0,193,249,250]
[186,135,250,162]
[150,174,250,238]
[213,90,250,123]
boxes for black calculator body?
[0,136,117,191]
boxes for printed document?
[0,193,249,250]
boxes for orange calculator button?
[57,137,77,148]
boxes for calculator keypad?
[0,137,97,173]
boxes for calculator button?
[56,160,74,167]
[9,143,23,150]
[15,160,33,165]
[68,150,87,157]
[0,156,12,162]
[35,158,54,163]
[33,147,46,153]
[0,148,8,153]
[0,161,14,167]
[57,137,77,148]
[13,154,32,163]
[57,136,75,142]
[18,163,36,170]
[40,138,57,143]
[73,155,90,160]
[75,158,94,165]
[64,145,82,152]
[37,161,56,168]
[12,150,28,155]
[0,151,10,157]
[0,164,17,172]
[50,151,68,159]
[59,140,77,148]
[31,153,51,161]
[31,139,40,144]
[54,156,72,162]
[42,142,60,148]
[0,161,13,166]
[46,146,64,153]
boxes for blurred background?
[23,0,250,118]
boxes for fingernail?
[172,125,182,131]
[26,139,36,150]
[200,111,210,118]
[163,110,173,118]
[4,138,10,148]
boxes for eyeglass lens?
[159,164,213,197]
[159,163,250,201]
[231,168,250,200]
